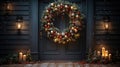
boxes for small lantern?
[16,16,23,30]
[104,20,109,30]
[4,1,13,14]
[103,16,110,31]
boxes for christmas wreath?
[41,1,84,44]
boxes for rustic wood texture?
[94,0,120,56]
[0,0,31,56]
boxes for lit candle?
[97,51,101,56]
[19,52,23,61]
[102,47,105,57]
[108,54,111,60]
[23,54,26,61]
[105,50,108,58]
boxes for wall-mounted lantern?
[104,20,109,31]
[103,16,110,32]
[16,16,23,32]
[4,1,13,14]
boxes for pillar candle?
[105,50,108,56]
[105,50,108,59]
[108,54,111,60]
[19,52,23,61]
[102,47,105,57]
[23,54,26,61]
[97,51,101,56]
[94,50,97,56]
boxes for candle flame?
[109,54,111,56]
[102,47,105,49]
[23,54,26,57]
[19,52,23,54]
[102,47,105,57]
[105,50,108,57]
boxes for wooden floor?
[1,62,119,67]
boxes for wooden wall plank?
[0,0,31,56]
[94,0,120,54]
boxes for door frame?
[30,0,94,61]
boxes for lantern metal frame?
[3,1,13,14]
[16,16,23,33]
[103,16,110,33]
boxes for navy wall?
[0,0,31,56]
[94,0,120,57]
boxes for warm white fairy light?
[46,10,49,12]
[65,5,68,8]
[50,3,54,6]
[76,15,79,18]
[44,16,48,19]
[71,6,74,9]
[71,13,75,16]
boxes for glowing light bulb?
[55,8,58,10]
[44,16,48,19]
[71,6,74,9]
[76,15,79,18]
[46,10,49,12]
[65,5,68,8]
[65,35,67,38]
[105,23,109,30]
[62,32,65,35]
[71,27,74,29]
[47,23,50,25]
[57,4,60,7]
[74,28,78,32]
[54,38,58,42]
[51,3,54,6]
[51,30,53,33]
[17,23,22,29]
[57,33,60,35]
[71,13,74,16]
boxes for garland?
[41,1,83,44]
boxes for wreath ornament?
[41,1,84,45]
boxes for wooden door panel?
[39,0,86,61]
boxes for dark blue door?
[38,0,86,61]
